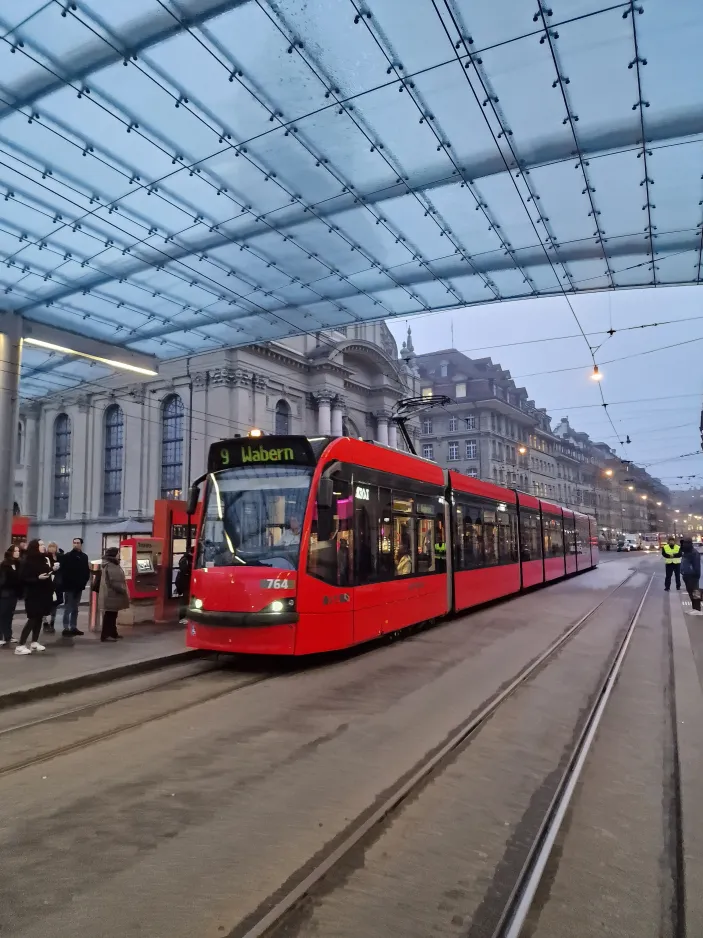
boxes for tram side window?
[354,485,394,584]
[416,517,435,573]
[483,510,499,565]
[563,519,576,555]
[307,477,353,586]
[393,494,415,577]
[576,518,590,556]
[519,510,543,561]
[454,499,484,570]
[544,516,564,557]
[498,509,519,564]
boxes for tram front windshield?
[196,466,312,571]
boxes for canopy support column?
[0,314,22,551]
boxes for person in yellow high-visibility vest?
[662,536,682,591]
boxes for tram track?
[0,661,276,779]
[0,569,636,786]
[225,569,650,938]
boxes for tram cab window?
[307,477,353,586]
[196,466,312,570]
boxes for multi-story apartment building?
[415,350,544,490]
[415,351,670,542]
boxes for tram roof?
[2,0,702,396]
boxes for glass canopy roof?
[1,0,702,396]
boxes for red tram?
[186,435,598,656]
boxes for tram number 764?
[261,579,293,589]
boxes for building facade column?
[22,402,41,521]
[189,372,209,480]
[331,396,344,437]
[252,373,267,431]
[376,413,389,446]
[70,395,92,520]
[122,388,146,517]
[0,314,21,549]
[316,391,332,435]
[388,421,397,449]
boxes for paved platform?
[0,605,194,708]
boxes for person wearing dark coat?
[0,545,23,645]
[16,539,54,655]
[98,547,130,642]
[43,542,64,634]
[58,537,90,637]
[680,539,703,615]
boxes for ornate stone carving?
[208,367,233,387]
[331,394,347,415]
[208,367,251,388]
[313,388,335,404]
[192,371,209,389]
[252,374,267,391]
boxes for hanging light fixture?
[590,365,602,381]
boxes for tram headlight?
[262,598,296,614]
[190,597,204,611]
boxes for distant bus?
[641,533,664,552]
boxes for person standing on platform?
[662,535,682,591]
[15,539,53,655]
[0,545,23,646]
[680,539,703,615]
[98,547,129,642]
[43,541,63,634]
[58,537,90,637]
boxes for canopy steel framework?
[0,0,701,399]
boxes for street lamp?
[590,365,603,381]
[628,485,634,491]
[518,445,527,455]
[604,469,613,477]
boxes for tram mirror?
[186,485,200,516]
[317,477,334,510]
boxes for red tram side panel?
[516,492,544,589]
[450,472,521,611]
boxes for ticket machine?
[119,538,163,601]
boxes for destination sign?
[207,436,316,473]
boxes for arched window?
[103,404,124,517]
[16,421,23,465]
[53,413,71,519]
[274,399,291,435]
[161,395,185,500]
